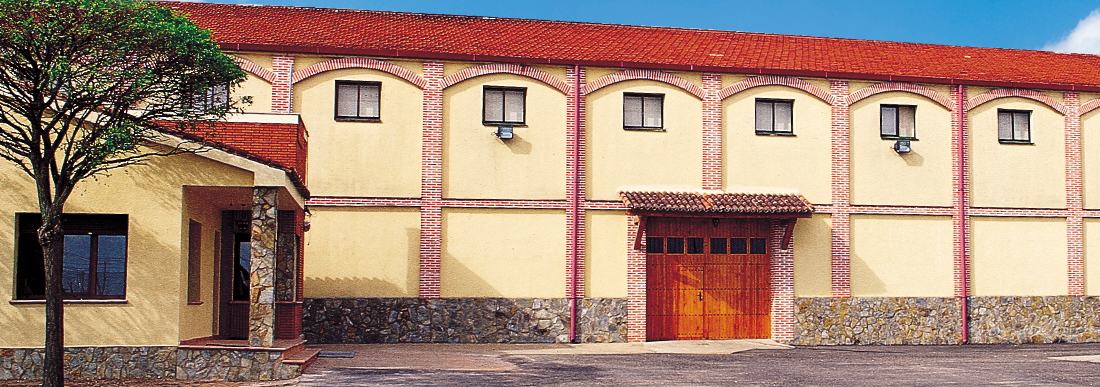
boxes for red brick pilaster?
[1066,92,1084,296]
[829,79,851,298]
[566,66,587,299]
[770,220,795,342]
[271,56,294,113]
[419,62,444,299]
[626,216,647,342]
[702,73,723,190]
[951,85,971,298]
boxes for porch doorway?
[645,217,771,340]
[218,210,252,339]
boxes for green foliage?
[0,0,247,190]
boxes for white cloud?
[1045,9,1100,54]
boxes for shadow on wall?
[503,133,532,155]
[302,227,422,298]
[900,150,924,167]
[441,252,504,297]
[850,253,887,295]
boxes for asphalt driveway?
[298,341,1100,386]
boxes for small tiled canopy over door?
[620,189,813,341]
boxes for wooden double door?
[646,217,771,340]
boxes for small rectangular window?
[687,238,705,254]
[624,93,664,130]
[484,86,526,125]
[881,105,916,139]
[335,81,381,120]
[998,109,1031,143]
[646,237,664,254]
[15,213,128,300]
[666,238,684,254]
[750,238,767,254]
[187,220,202,304]
[710,238,727,254]
[730,238,747,254]
[191,84,230,112]
[756,99,794,135]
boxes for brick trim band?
[232,56,277,84]
[291,57,427,89]
[584,69,705,99]
[848,82,955,110]
[441,63,571,94]
[1080,98,1100,116]
[965,88,1067,115]
[717,75,835,104]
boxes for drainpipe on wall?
[958,86,970,344]
[569,64,581,343]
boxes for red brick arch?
[965,88,1067,115]
[291,57,427,89]
[848,82,955,110]
[716,75,834,104]
[583,69,705,99]
[232,56,277,84]
[441,63,571,94]
[1080,98,1100,116]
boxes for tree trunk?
[39,219,64,387]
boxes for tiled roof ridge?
[618,189,813,214]
[163,2,1100,60]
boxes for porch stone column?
[249,187,278,347]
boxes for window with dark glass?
[687,238,705,254]
[624,93,664,129]
[483,86,526,125]
[666,238,685,254]
[15,214,128,300]
[750,238,767,254]
[187,220,202,304]
[998,109,1031,143]
[710,238,727,254]
[335,81,381,120]
[646,237,664,254]
[730,238,747,254]
[755,99,794,135]
[881,105,916,139]
[191,84,230,112]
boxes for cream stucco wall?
[968,98,1065,208]
[233,73,272,114]
[723,85,832,204]
[443,73,567,200]
[1082,108,1100,209]
[1086,219,1100,295]
[793,214,833,297]
[849,92,953,207]
[970,217,1067,296]
[297,66,423,198]
[0,150,255,347]
[441,208,566,298]
[850,215,954,297]
[303,207,420,298]
[586,80,702,201]
[585,211,628,298]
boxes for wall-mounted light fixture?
[893,140,911,154]
[712,218,720,228]
[496,126,513,140]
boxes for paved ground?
[300,341,1100,386]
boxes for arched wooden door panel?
[646,217,770,340]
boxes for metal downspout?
[958,86,970,344]
[569,64,581,343]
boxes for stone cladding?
[968,296,1100,344]
[176,349,298,381]
[302,297,627,343]
[792,297,963,345]
[0,347,175,380]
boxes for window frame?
[998,108,1032,144]
[190,83,230,113]
[14,213,129,301]
[334,80,382,122]
[755,98,795,136]
[880,104,918,140]
[482,86,527,126]
[623,92,665,130]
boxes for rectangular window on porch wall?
[15,213,128,300]
[755,98,793,135]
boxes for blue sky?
[199,0,1100,53]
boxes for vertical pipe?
[957,86,970,344]
[569,64,581,343]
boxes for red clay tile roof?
[163,2,1100,91]
[619,190,813,215]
